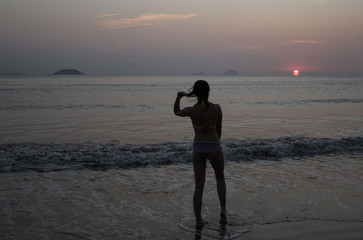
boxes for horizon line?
[1,72,362,77]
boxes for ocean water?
[1,75,363,239]
[0,75,362,171]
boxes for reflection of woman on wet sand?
[174,80,227,228]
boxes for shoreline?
[1,154,362,239]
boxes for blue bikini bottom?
[193,141,220,159]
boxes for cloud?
[94,13,201,30]
[220,40,327,51]
[94,13,122,19]
[290,40,326,45]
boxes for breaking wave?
[1,136,362,172]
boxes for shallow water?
[1,154,362,239]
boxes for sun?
[293,70,299,76]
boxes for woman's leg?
[192,151,206,228]
[209,146,227,224]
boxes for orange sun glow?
[293,70,299,76]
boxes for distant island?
[223,69,239,76]
[52,69,84,75]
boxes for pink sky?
[1,0,362,75]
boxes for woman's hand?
[178,91,187,97]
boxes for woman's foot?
[220,212,227,225]
[196,219,208,230]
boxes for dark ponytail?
[186,80,210,109]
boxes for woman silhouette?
[174,80,227,228]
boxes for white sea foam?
[0,136,362,172]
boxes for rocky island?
[52,69,84,75]
[223,69,239,76]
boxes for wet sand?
[243,220,363,240]
[1,154,362,239]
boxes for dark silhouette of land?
[53,69,84,75]
[223,69,239,76]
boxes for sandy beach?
[1,153,362,239]
[242,220,363,240]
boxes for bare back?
[189,102,222,142]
